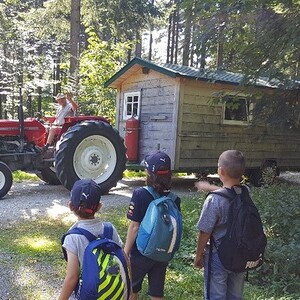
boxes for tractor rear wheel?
[0,161,13,199]
[37,167,61,185]
[55,121,126,193]
[246,161,279,186]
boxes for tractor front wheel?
[55,121,126,193]
[0,161,13,199]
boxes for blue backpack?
[61,222,131,300]
[136,186,182,262]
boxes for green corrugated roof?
[163,63,282,87]
[105,57,281,88]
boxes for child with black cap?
[124,151,181,300]
[59,179,123,300]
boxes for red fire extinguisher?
[125,116,139,162]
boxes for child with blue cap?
[124,151,181,300]
[59,179,123,300]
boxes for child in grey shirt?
[59,179,123,300]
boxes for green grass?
[12,170,40,182]
[0,219,67,299]
[123,169,146,178]
[0,182,299,299]
[13,170,190,182]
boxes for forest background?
[0,0,299,128]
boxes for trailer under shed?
[105,57,300,184]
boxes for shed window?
[123,92,141,120]
[223,96,251,124]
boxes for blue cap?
[141,151,171,175]
[70,179,102,209]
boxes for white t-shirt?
[54,102,75,125]
[62,218,123,267]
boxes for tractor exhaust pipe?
[18,87,25,152]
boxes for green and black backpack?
[62,222,131,300]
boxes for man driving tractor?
[44,92,78,149]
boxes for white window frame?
[222,95,253,125]
[123,91,141,120]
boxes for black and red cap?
[141,151,171,175]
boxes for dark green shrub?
[251,184,300,296]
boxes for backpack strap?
[61,228,97,261]
[68,227,97,242]
[208,187,236,201]
[210,185,251,204]
[208,186,240,249]
[167,191,179,202]
[143,186,178,203]
[206,186,238,300]
[143,185,160,199]
[61,222,114,261]
[207,238,213,300]
[101,221,114,240]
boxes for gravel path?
[0,180,132,228]
[0,176,198,228]
[1,171,298,227]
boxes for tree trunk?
[174,2,179,64]
[135,30,142,58]
[170,10,176,63]
[37,74,42,113]
[0,95,2,118]
[199,41,207,69]
[217,39,224,69]
[36,44,42,112]
[216,13,227,69]
[148,31,153,61]
[127,48,132,63]
[148,0,154,61]
[182,11,192,66]
[53,50,61,97]
[166,14,172,63]
[166,0,180,64]
[70,0,81,95]
[295,56,300,77]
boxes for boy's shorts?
[130,254,168,297]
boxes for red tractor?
[0,106,127,199]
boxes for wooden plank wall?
[176,79,300,172]
[117,69,179,165]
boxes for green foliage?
[0,0,162,120]
[82,0,161,41]
[188,0,300,77]
[252,89,300,130]
[78,28,131,122]
[0,0,57,118]
[251,184,300,296]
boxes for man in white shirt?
[45,92,78,148]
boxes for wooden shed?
[105,57,300,182]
